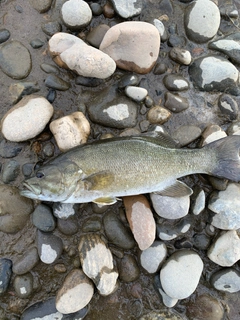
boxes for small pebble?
[13,273,33,298]
[30,39,44,49]
[0,29,10,43]
[45,74,70,91]
[140,241,167,273]
[211,268,240,293]
[1,159,20,183]
[32,204,56,232]
[147,105,171,125]
[169,47,191,65]
[61,0,92,29]
[37,230,63,264]
[0,258,12,295]
[119,254,140,282]
[41,20,62,36]
[218,93,238,120]
[164,92,189,112]
[125,86,148,102]
[118,74,140,89]
[163,74,189,91]
[57,215,79,235]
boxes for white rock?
[125,86,148,102]
[1,95,53,142]
[153,19,167,41]
[53,202,76,219]
[169,47,192,65]
[56,269,94,314]
[111,0,142,18]
[61,0,92,29]
[207,230,240,266]
[49,32,116,79]
[140,241,167,273]
[160,250,203,299]
[211,268,240,293]
[50,111,90,151]
[202,124,227,146]
[158,287,178,308]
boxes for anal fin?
[154,180,193,197]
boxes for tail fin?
[204,135,240,182]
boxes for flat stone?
[32,204,56,232]
[172,125,202,146]
[100,21,160,74]
[164,92,189,112]
[160,250,203,299]
[140,241,167,273]
[9,81,40,104]
[207,230,240,266]
[50,112,90,151]
[42,20,62,36]
[0,40,31,79]
[125,86,148,102]
[147,105,171,125]
[45,74,70,91]
[211,268,240,293]
[184,0,220,43]
[57,215,79,235]
[0,259,12,296]
[153,19,168,42]
[49,32,116,79]
[12,247,39,275]
[118,254,140,282]
[37,230,63,264]
[123,195,156,250]
[163,74,189,91]
[169,47,192,65]
[189,55,240,96]
[1,94,54,142]
[30,0,53,13]
[13,273,33,299]
[61,0,92,29]
[0,29,10,43]
[86,24,110,48]
[111,0,142,18]
[218,93,238,120]
[191,187,205,215]
[201,124,227,146]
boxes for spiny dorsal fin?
[135,132,179,149]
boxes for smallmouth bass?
[20,135,240,204]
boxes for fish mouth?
[20,182,42,198]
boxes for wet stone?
[219,0,239,19]
[47,88,56,103]
[30,0,53,13]
[0,29,10,43]
[169,47,191,65]
[45,74,70,91]
[37,230,63,264]
[9,81,40,104]
[30,38,44,49]
[13,273,33,299]
[0,140,23,158]
[171,125,202,146]
[0,40,31,79]
[164,92,189,112]
[125,86,148,102]
[53,202,78,219]
[160,250,203,299]
[56,269,94,314]
[75,76,103,87]
[1,159,20,183]
[82,216,102,233]
[163,74,189,91]
[147,105,171,125]
[201,124,227,146]
[57,215,79,235]
[41,20,62,36]
[157,216,192,241]
[184,0,220,43]
[193,234,211,250]
[211,268,240,293]
[111,0,142,18]
[153,19,168,42]
[90,3,103,16]
[191,187,205,215]
[119,254,140,282]
[189,55,240,96]
[118,74,140,89]
[61,0,92,29]
[103,210,135,249]
[42,142,55,157]
[22,163,35,177]
[218,93,238,120]
[0,258,12,296]
[140,241,167,274]
[86,24,110,48]
[40,63,59,74]
[102,2,115,18]
[153,62,167,75]
[32,204,56,232]
[12,247,39,275]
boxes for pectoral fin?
[83,171,114,191]
[154,180,193,197]
[93,197,118,205]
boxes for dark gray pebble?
[42,142,55,157]
[193,234,211,250]
[174,237,192,249]
[9,81,39,104]
[1,159,20,183]
[45,74,70,91]
[15,4,23,13]
[12,247,39,275]
[168,34,186,47]
[86,24,110,48]
[218,93,238,120]
[22,163,35,177]
[118,74,140,89]
[57,215,79,235]
[75,76,103,87]
[0,29,10,43]
[41,63,59,74]
[153,62,167,75]
[90,2,103,15]
[46,88,56,103]
[0,140,23,158]
[32,204,56,232]
[118,254,140,282]
[82,216,102,232]
[30,39,44,49]
[0,258,12,295]
[41,20,62,36]
[164,92,189,112]
[13,273,33,298]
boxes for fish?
[20,134,240,205]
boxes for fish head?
[20,160,81,202]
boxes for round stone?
[37,230,63,264]
[12,247,39,275]
[140,241,167,273]
[13,273,33,298]
[61,0,92,29]
[147,105,171,125]
[125,86,148,102]
[211,268,240,293]
[163,74,189,91]
[111,0,142,18]
[119,254,140,282]
[32,204,56,232]
[0,40,31,79]
[0,29,10,43]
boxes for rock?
[140,241,167,273]
[37,230,63,264]
[32,204,56,232]
[227,120,240,135]
[61,0,92,29]
[90,3,103,16]
[150,188,191,219]
[103,210,136,250]
[139,310,186,320]
[53,202,78,219]
[218,93,238,120]
[100,21,160,74]
[153,19,168,42]
[42,20,62,36]
[164,92,189,112]
[201,124,227,146]
[1,159,20,183]
[30,0,53,13]
[211,268,240,293]
[147,106,171,125]
[207,230,240,266]
[56,269,94,314]
[9,81,40,104]
[13,273,33,299]
[118,254,140,282]
[0,185,33,233]
[30,38,44,49]
[219,0,238,18]
[209,32,240,65]
[111,0,142,18]
[1,94,54,142]
[82,216,102,233]
[208,183,240,230]
[78,234,118,295]
[12,247,39,275]
[0,258,12,295]
[169,47,191,65]
[158,285,178,307]
[190,187,205,215]
[193,234,211,250]
[189,55,240,96]
[50,112,90,151]
[123,195,156,250]
[49,32,116,79]
[157,216,192,240]
[57,215,79,236]
[45,74,70,91]
[163,74,189,91]
[172,125,202,146]
[186,294,224,320]
[125,86,148,102]
[184,0,220,43]
[75,76,103,87]
[0,140,23,158]
[103,2,115,18]
[0,28,10,43]
[118,74,140,89]
[86,24,110,48]
[160,250,203,299]
[40,63,60,74]
[0,40,31,79]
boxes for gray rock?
[111,0,142,18]
[140,241,167,273]
[0,140,23,158]
[82,216,102,233]
[32,204,56,232]
[125,86,148,102]
[201,124,227,146]
[0,28,10,43]
[61,0,92,29]
[211,268,240,293]
[30,0,53,13]
[118,254,140,282]
[86,24,110,48]
[41,20,62,36]
[103,211,135,250]
[13,273,33,298]
[189,55,240,96]
[172,125,202,146]
[37,231,63,264]
[207,230,240,266]
[190,187,205,215]
[118,74,140,89]
[218,93,238,120]
[12,247,39,275]
[0,258,12,296]
[1,159,20,183]
[193,234,211,250]
[163,74,189,91]
[40,63,60,74]
[219,0,238,18]
[153,19,168,42]
[157,216,192,241]
[158,286,178,308]
[45,74,70,91]
[57,215,78,235]
[169,47,191,65]
[208,183,240,230]
[30,38,44,48]
[184,0,220,43]
[9,81,40,104]
[164,92,189,112]
[160,250,203,299]
[0,40,31,79]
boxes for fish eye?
[36,171,45,179]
